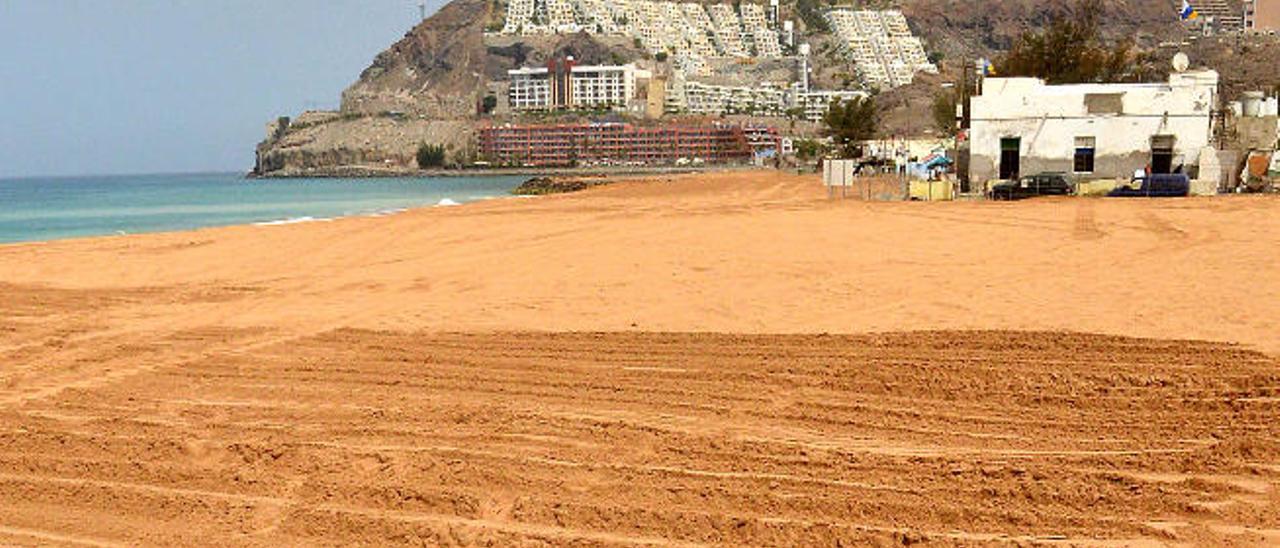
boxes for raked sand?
[1,170,1279,545]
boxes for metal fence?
[823,159,907,201]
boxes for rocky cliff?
[253,0,648,176]
[341,0,492,119]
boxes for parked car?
[1108,174,1190,198]
[988,172,1073,200]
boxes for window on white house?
[1074,137,1096,173]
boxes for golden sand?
[3,170,1277,351]
[2,170,1278,545]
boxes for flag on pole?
[1180,0,1200,21]
[983,59,997,77]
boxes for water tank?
[1241,91,1265,117]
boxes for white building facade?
[497,0,788,78]
[508,62,651,111]
[796,90,867,122]
[572,65,644,109]
[509,67,553,110]
[824,9,937,90]
[672,81,790,116]
[969,71,1219,185]
[664,79,864,121]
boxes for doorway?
[1151,135,1175,174]
[999,137,1021,180]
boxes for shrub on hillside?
[417,143,446,169]
[996,0,1160,84]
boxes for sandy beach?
[2,170,1279,545]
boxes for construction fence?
[824,159,934,201]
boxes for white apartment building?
[509,67,553,110]
[665,79,862,120]
[669,81,789,116]
[825,9,936,90]
[508,62,651,111]
[708,4,749,57]
[739,4,782,57]
[573,65,648,108]
[546,0,579,32]
[797,90,868,122]
[502,0,534,34]
[969,70,1219,185]
[498,0,784,77]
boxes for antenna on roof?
[1172,52,1190,73]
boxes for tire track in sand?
[1137,210,1189,240]
[1073,199,1107,240]
[1,331,1276,546]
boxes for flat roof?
[508,64,641,76]
[981,70,1218,96]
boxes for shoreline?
[0,175,535,245]
[2,169,1269,249]
[0,192,520,248]
[246,164,763,179]
[0,168,755,246]
[2,169,1277,356]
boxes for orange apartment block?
[1247,0,1280,31]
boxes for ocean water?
[0,173,526,244]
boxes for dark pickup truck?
[1108,174,1190,198]
[988,172,1072,201]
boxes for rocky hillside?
[254,0,649,176]
[901,0,1187,58]
[253,0,1277,176]
[342,0,491,119]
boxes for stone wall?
[1234,116,1280,149]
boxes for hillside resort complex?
[495,0,936,102]
[1168,0,1280,32]
[481,0,938,166]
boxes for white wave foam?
[435,198,461,207]
[254,216,330,226]
[369,208,409,217]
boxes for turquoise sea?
[0,173,526,244]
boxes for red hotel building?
[478,123,778,167]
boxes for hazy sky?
[0,0,443,178]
